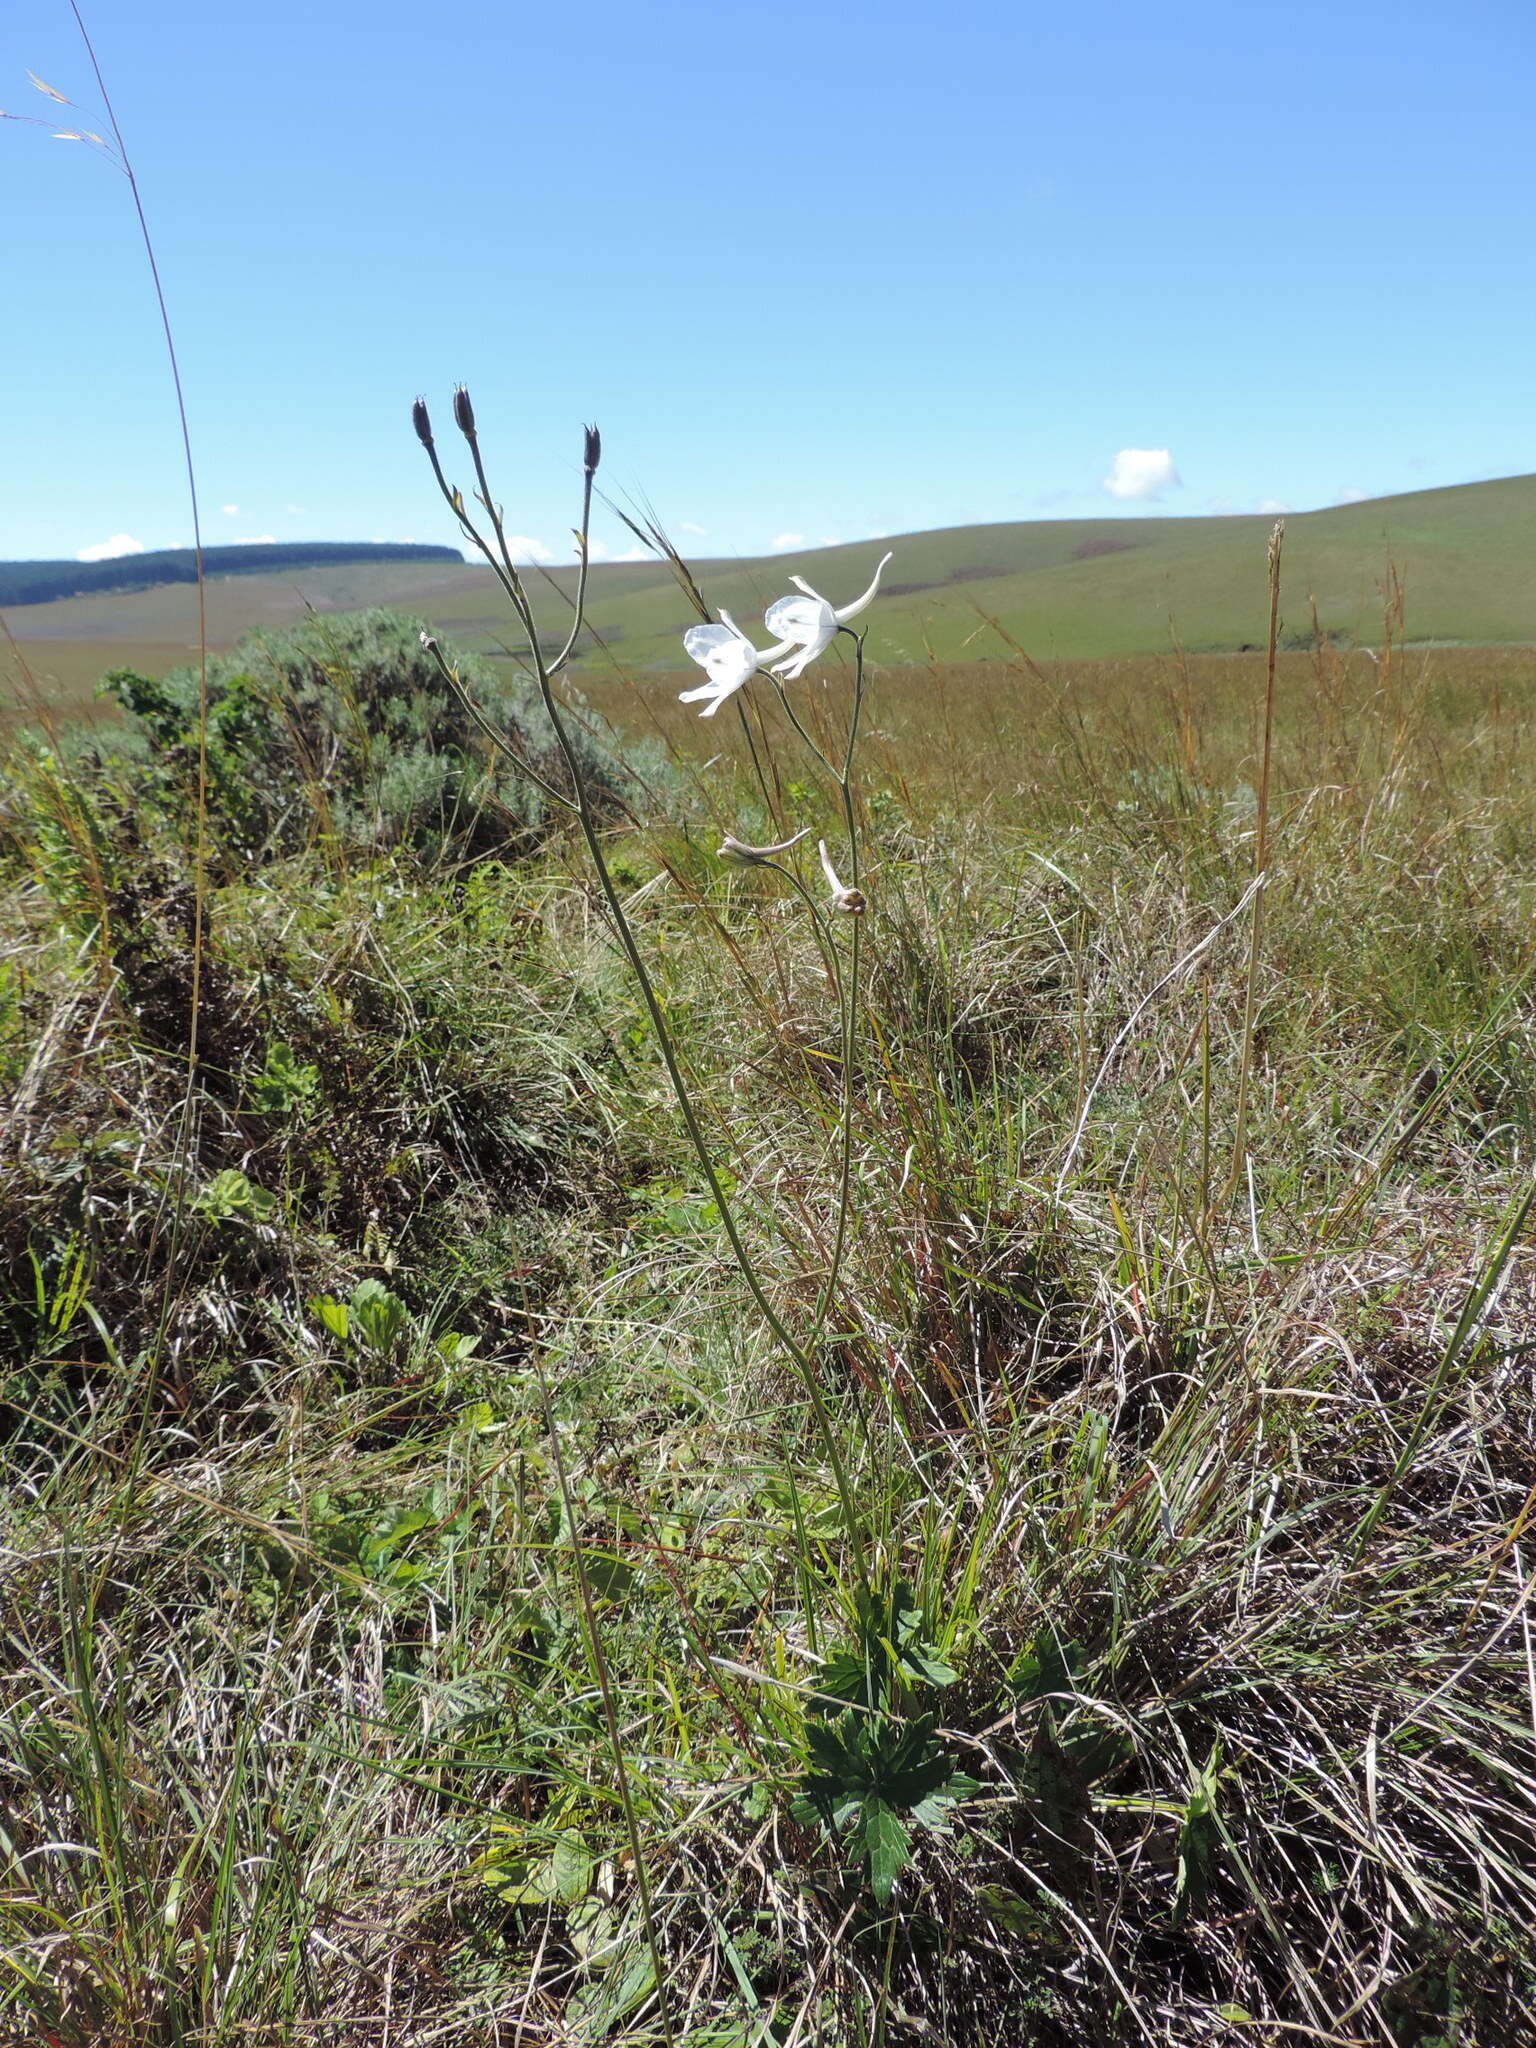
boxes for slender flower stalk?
[815,627,872,1339]
[414,405,871,1598]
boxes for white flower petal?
[764,594,831,643]
[698,682,747,716]
[771,645,822,682]
[681,607,801,713]
[683,622,745,668]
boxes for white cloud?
[503,534,554,563]
[679,521,708,537]
[77,533,145,561]
[819,536,841,547]
[1256,497,1289,516]
[1103,448,1180,502]
[285,503,306,515]
[232,533,276,545]
[586,538,648,562]
[1333,486,1368,505]
[220,503,240,517]
[770,531,807,551]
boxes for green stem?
[812,629,870,1343]
[420,428,871,1596]
[533,1354,675,2048]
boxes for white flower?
[717,828,812,864]
[764,552,894,681]
[818,839,866,915]
[679,611,795,717]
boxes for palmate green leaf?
[893,1637,958,1687]
[912,1774,980,1830]
[875,1714,968,1811]
[788,1789,822,1830]
[860,1795,912,1903]
[1005,1631,1087,1704]
[802,1709,864,1787]
[817,1647,883,1710]
[815,1580,959,1716]
[794,1709,976,1897]
[889,1580,959,1685]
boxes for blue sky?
[3,0,1533,567]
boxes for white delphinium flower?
[764,552,894,681]
[717,828,812,864]
[679,612,795,717]
[818,839,866,915]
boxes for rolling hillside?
[0,541,463,610]
[5,474,1534,715]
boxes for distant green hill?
[0,541,463,609]
[551,473,1536,667]
[6,479,1534,710]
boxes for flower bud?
[453,385,476,436]
[412,396,434,447]
[818,840,866,914]
[583,424,602,475]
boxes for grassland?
[6,474,1536,730]
[3,559,1536,2044]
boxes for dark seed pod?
[583,423,602,475]
[453,385,477,436]
[411,396,434,447]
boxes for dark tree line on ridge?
[0,542,463,609]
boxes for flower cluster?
[679,552,893,717]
